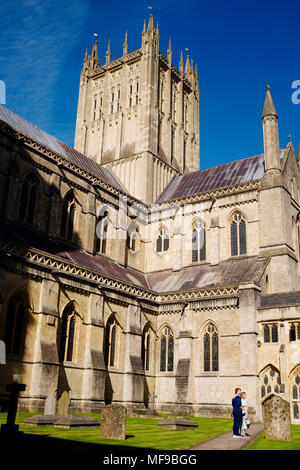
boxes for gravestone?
[100,404,127,440]
[0,378,26,437]
[158,417,198,431]
[44,389,57,416]
[263,395,291,441]
[57,391,70,418]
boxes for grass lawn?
[248,425,300,450]
[0,412,233,451]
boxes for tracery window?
[127,222,140,252]
[4,292,28,356]
[289,322,300,342]
[104,316,118,368]
[260,366,281,399]
[192,219,206,262]
[142,325,151,371]
[60,192,76,241]
[230,212,247,256]
[203,323,219,372]
[263,323,279,343]
[156,226,169,253]
[291,371,300,421]
[59,303,76,362]
[19,173,39,225]
[95,209,109,254]
[160,326,174,372]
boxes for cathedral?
[1,15,300,424]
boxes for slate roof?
[156,151,284,203]
[146,256,267,292]
[0,222,267,294]
[261,292,300,308]
[0,105,125,193]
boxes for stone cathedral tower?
[74,15,200,204]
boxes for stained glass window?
[142,327,150,371]
[5,293,28,356]
[59,304,76,362]
[203,323,219,372]
[61,192,76,241]
[192,220,206,263]
[104,316,118,368]
[289,323,300,342]
[260,367,281,399]
[231,212,247,256]
[263,324,278,343]
[156,227,169,253]
[160,327,173,372]
[95,210,109,254]
[19,173,38,225]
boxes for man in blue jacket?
[232,387,243,437]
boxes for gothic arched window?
[104,316,118,368]
[59,303,77,362]
[160,326,174,372]
[95,209,109,254]
[156,226,169,253]
[291,371,300,421]
[230,212,247,256]
[127,221,140,252]
[19,173,39,225]
[60,192,76,241]
[203,323,219,372]
[192,219,206,262]
[260,366,281,399]
[142,325,151,371]
[4,292,28,356]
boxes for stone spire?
[262,85,281,172]
[262,84,278,119]
[123,31,128,56]
[91,39,99,63]
[185,55,190,75]
[106,39,111,65]
[147,13,154,32]
[167,37,172,67]
[179,50,184,74]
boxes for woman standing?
[240,392,250,437]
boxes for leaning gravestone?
[263,395,291,441]
[44,389,57,416]
[100,404,127,440]
[57,391,70,418]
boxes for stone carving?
[263,395,291,441]
[100,404,127,440]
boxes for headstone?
[44,389,57,416]
[263,395,291,441]
[54,414,100,428]
[57,391,70,418]
[146,393,157,416]
[0,378,26,437]
[100,404,127,440]
[158,417,198,431]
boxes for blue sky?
[0,0,299,169]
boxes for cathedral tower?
[74,15,200,204]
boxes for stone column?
[122,303,144,410]
[238,283,261,421]
[81,293,106,411]
[29,278,60,411]
[210,213,220,265]
[175,306,193,415]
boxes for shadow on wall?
[0,140,106,411]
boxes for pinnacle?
[262,85,278,119]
